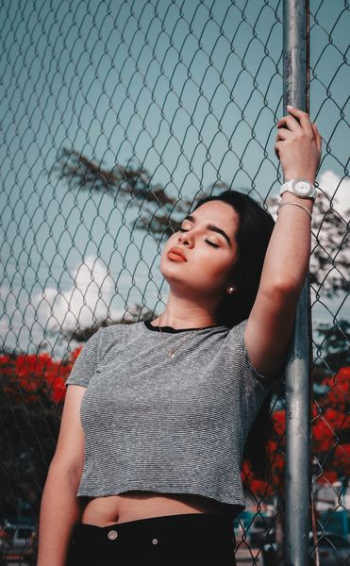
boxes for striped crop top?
[65,318,279,515]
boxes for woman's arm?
[244,106,322,379]
[37,385,86,566]
[259,106,321,292]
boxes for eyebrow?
[182,214,232,247]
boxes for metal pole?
[283,1,311,565]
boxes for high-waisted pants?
[66,512,237,565]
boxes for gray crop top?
[65,318,278,514]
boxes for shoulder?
[95,320,146,352]
[243,313,290,382]
[99,321,143,339]
[94,322,135,351]
[228,319,284,385]
[65,322,134,388]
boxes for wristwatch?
[279,178,318,201]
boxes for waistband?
[72,512,235,547]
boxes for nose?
[178,231,193,247]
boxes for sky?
[0,0,349,357]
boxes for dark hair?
[193,189,276,480]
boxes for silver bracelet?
[277,202,313,220]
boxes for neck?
[155,292,220,329]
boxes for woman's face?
[160,200,239,300]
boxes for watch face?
[292,179,313,195]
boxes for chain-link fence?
[0,0,349,564]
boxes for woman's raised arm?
[244,106,322,379]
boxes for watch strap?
[280,178,318,201]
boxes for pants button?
[107,530,118,540]
[152,538,158,545]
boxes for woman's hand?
[274,106,322,183]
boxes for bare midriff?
[80,491,226,526]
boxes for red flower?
[272,410,286,436]
[0,349,81,404]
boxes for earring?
[227,286,235,294]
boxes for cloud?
[1,255,151,354]
[35,255,124,332]
[318,170,350,219]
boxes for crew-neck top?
[143,319,221,333]
[65,318,280,516]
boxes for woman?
[37,106,322,566]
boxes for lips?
[167,247,187,261]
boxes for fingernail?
[287,104,293,109]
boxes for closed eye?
[178,228,220,248]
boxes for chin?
[160,266,185,286]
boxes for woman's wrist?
[280,190,315,207]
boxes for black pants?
[66,512,237,565]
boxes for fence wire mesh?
[0,0,349,564]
